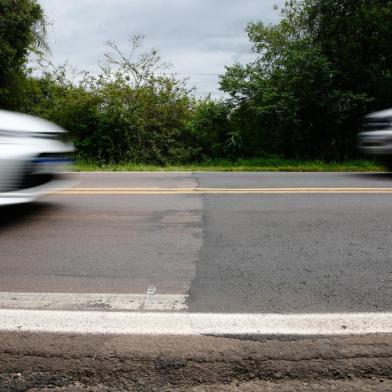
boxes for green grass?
[73,158,385,172]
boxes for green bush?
[28,39,201,164]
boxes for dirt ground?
[1,332,391,391]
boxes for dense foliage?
[0,0,47,110]
[221,0,392,160]
[23,37,233,163]
[30,39,199,163]
[2,0,392,162]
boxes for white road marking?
[0,292,187,311]
[0,310,391,335]
[143,286,157,310]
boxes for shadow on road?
[348,172,392,181]
[0,202,59,232]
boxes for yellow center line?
[55,187,392,195]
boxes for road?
[1,171,392,390]
[1,172,392,313]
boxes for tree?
[0,0,48,110]
[188,99,231,160]
[220,0,392,160]
[33,38,198,164]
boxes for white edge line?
[1,310,392,336]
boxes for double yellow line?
[57,187,392,195]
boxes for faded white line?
[142,286,157,311]
[1,310,392,336]
[0,292,187,311]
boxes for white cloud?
[39,0,284,97]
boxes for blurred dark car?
[358,109,392,168]
[0,110,74,206]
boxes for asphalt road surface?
[1,171,392,313]
[1,172,392,391]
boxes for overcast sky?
[38,0,284,97]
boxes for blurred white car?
[0,110,74,206]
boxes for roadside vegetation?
[74,158,384,172]
[1,0,392,170]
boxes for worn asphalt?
[1,172,392,313]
